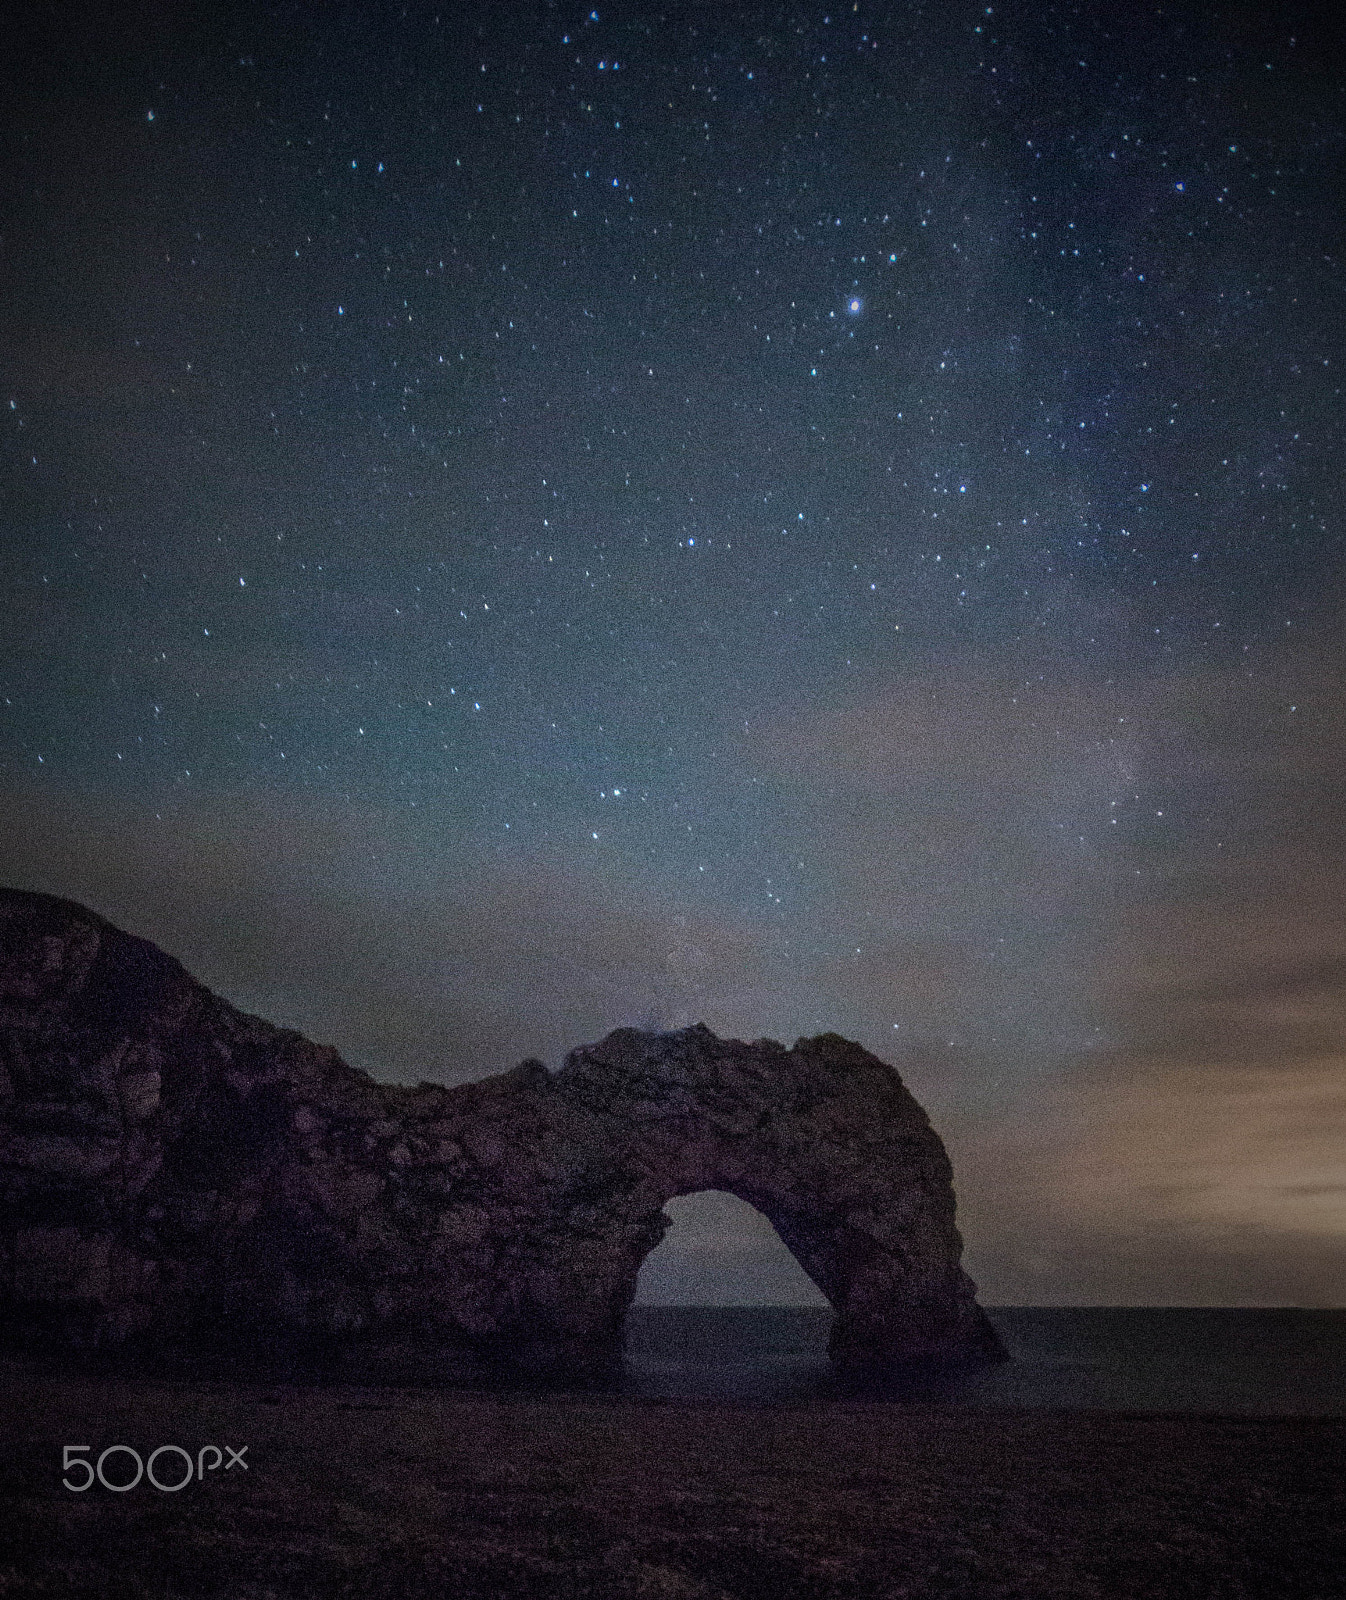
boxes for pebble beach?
[2,1357,1342,1598]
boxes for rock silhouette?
[0,887,1003,1371]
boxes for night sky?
[2,1,1343,1307]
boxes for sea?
[620,1306,1346,1414]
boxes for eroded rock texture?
[0,887,1003,1371]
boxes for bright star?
[848,297,862,314]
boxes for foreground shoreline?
[1,1356,1342,1598]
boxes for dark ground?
[0,1355,1342,1599]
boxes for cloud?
[4,614,1344,1305]
[739,633,1346,1304]
[958,1053,1346,1306]
[0,781,809,1084]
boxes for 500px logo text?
[62,1444,249,1492]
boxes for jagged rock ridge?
[0,887,1004,1371]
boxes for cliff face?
[0,887,1003,1371]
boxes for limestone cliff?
[0,887,1003,1371]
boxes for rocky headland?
[0,886,1003,1372]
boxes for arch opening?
[632,1189,831,1308]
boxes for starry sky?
[2,0,1343,1307]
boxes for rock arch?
[0,889,1004,1372]
[505,1025,1004,1370]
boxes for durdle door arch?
[480,1026,1005,1371]
[0,889,1004,1372]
